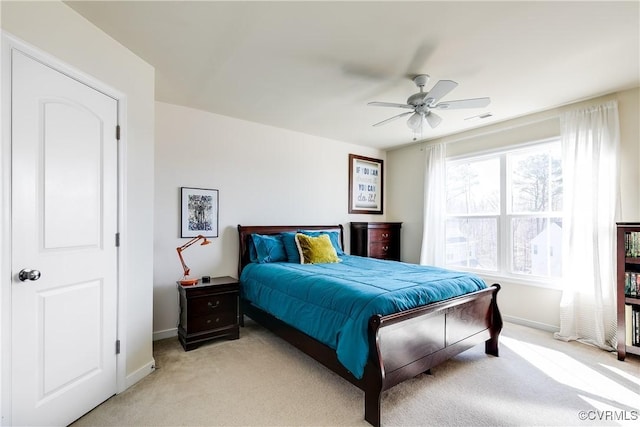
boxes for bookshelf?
[616,223,640,360]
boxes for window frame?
[445,137,563,288]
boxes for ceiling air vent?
[465,113,493,122]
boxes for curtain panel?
[420,143,446,266]
[554,100,620,350]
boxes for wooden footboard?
[241,284,501,427]
[363,283,502,426]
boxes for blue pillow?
[280,232,301,263]
[251,233,287,263]
[248,239,258,263]
[298,230,345,256]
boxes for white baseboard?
[153,327,177,341]
[124,358,156,390]
[503,315,559,333]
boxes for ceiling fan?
[367,74,490,135]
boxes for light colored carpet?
[73,320,640,426]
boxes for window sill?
[452,268,563,290]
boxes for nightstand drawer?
[188,293,237,317]
[190,310,237,333]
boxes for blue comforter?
[240,255,487,379]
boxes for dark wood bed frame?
[237,224,502,426]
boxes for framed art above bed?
[349,154,383,214]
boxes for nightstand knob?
[208,300,220,309]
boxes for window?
[445,140,562,281]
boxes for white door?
[10,50,119,426]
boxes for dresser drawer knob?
[382,246,389,252]
[208,300,220,309]
[382,233,389,238]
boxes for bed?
[237,224,502,426]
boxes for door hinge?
[116,340,121,355]
[116,125,121,141]
[115,232,120,247]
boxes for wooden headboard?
[237,224,344,278]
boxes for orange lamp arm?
[176,247,190,277]
[176,235,210,279]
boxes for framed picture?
[348,154,383,214]
[180,187,219,238]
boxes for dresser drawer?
[369,242,396,259]
[369,228,393,243]
[188,293,237,317]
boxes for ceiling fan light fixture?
[407,112,424,130]
[426,111,442,128]
[408,113,429,142]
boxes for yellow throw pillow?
[294,233,341,264]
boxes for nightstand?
[177,276,240,351]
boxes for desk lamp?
[176,235,210,285]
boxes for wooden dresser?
[350,222,402,261]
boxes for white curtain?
[420,142,446,266]
[554,100,620,350]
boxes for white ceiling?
[65,1,640,150]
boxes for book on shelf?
[625,231,640,258]
[631,305,640,347]
[624,304,634,345]
[625,304,640,347]
[636,307,640,347]
[628,305,640,347]
[624,272,640,297]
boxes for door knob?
[18,269,41,282]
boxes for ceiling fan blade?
[434,97,491,110]
[426,111,443,128]
[372,111,413,127]
[423,80,458,105]
[368,101,414,109]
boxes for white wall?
[387,88,640,330]
[153,102,385,338]
[0,1,155,421]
